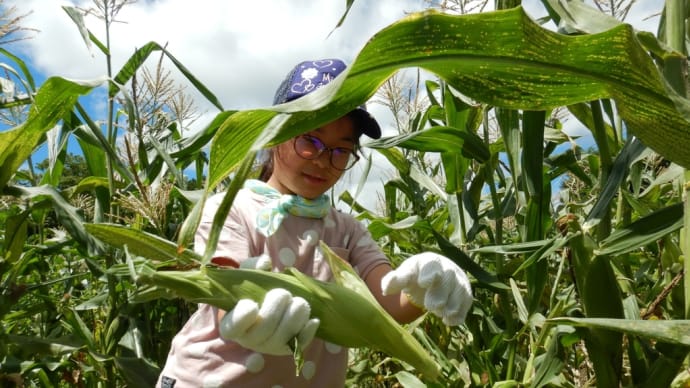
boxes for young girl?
[157,59,472,388]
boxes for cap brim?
[349,108,381,139]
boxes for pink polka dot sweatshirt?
[157,187,391,387]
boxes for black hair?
[258,149,274,182]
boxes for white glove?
[210,254,272,270]
[381,252,472,326]
[239,254,272,271]
[219,288,320,355]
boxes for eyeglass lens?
[294,135,358,170]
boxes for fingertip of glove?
[289,296,312,322]
[297,318,321,348]
[381,272,409,296]
[264,288,292,304]
[380,272,393,295]
[443,306,472,327]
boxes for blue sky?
[1,0,665,209]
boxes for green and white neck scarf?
[244,179,330,236]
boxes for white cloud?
[2,0,668,211]
[7,0,424,112]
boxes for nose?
[312,151,330,168]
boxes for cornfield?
[2,0,690,386]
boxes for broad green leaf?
[375,147,410,175]
[176,190,207,251]
[145,133,184,184]
[66,176,110,197]
[62,6,94,55]
[410,165,446,200]
[337,190,374,216]
[543,0,624,34]
[0,47,36,92]
[549,317,690,346]
[432,228,509,291]
[580,255,625,387]
[5,184,104,253]
[110,41,223,111]
[510,278,529,324]
[545,148,592,186]
[170,110,235,160]
[113,357,160,387]
[367,126,490,162]
[511,235,569,276]
[71,101,137,187]
[441,152,467,194]
[368,216,429,240]
[0,77,100,190]
[85,223,201,265]
[5,334,82,356]
[472,239,561,254]
[496,107,521,186]
[3,210,29,264]
[207,7,690,193]
[394,370,427,387]
[596,203,684,256]
[63,309,96,350]
[202,152,257,263]
[532,327,566,388]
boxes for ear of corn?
[90,224,440,379]
[135,260,440,379]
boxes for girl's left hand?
[381,252,473,326]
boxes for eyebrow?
[312,128,356,143]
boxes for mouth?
[302,172,327,184]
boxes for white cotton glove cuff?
[381,252,473,326]
[219,288,320,356]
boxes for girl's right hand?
[218,288,320,356]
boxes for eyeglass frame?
[292,134,360,171]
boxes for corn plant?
[3,0,690,386]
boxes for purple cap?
[273,58,381,139]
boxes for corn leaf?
[85,223,200,265]
[0,77,99,190]
[208,6,690,192]
[549,317,690,346]
[596,203,684,256]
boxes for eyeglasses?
[293,134,359,171]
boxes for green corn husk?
[89,224,440,380]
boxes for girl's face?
[267,115,357,199]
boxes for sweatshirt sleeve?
[345,217,391,281]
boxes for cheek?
[274,145,302,172]
[326,168,344,180]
